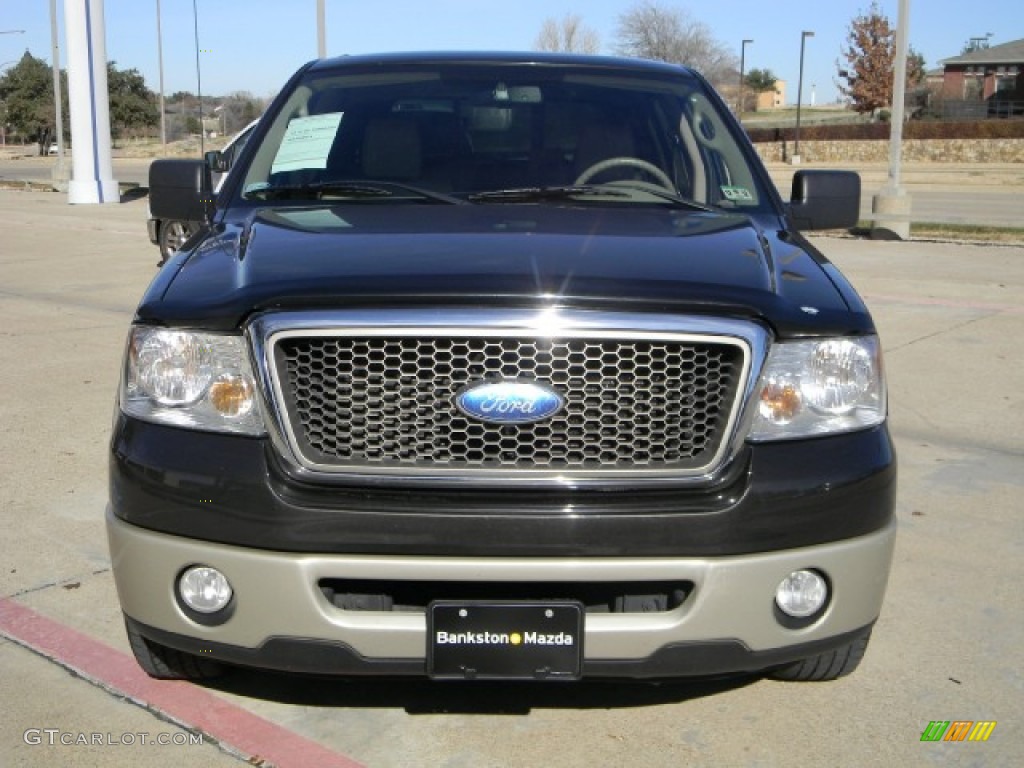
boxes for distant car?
[147,120,258,264]
[47,142,59,155]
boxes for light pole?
[738,39,753,116]
[871,0,913,240]
[156,0,166,146]
[192,0,204,155]
[317,0,326,58]
[792,30,814,165]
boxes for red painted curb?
[0,597,364,768]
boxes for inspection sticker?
[720,185,754,202]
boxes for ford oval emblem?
[455,380,565,424]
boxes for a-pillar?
[64,0,118,204]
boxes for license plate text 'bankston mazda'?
[428,602,584,680]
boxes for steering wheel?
[574,157,676,192]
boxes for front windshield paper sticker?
[271,112,344,174]
[720,186,754,202]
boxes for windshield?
[239,62,770,211]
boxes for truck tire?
[125,619,224,680]
[769,629,871,682]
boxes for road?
[0,156,150,187]
[1,156,1022,229]
[1,189,1021,767]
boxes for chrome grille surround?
[250,309,768,487]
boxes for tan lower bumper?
[108,508,895,661]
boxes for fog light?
[775,569,828,618]
[178,566,232,614]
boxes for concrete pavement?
[1,189,1022,766]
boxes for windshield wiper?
[244,180,465,204]
[467,185,632,203]
[244,182,391,201]
[600,182,719,212]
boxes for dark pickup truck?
[111,52,895,683]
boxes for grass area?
[740,107,867,129]
[852,220,1024,243]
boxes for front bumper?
[110,416,897,558]
[109,510,896,678]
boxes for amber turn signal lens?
[759,379,802,424]
[208,374,255,417]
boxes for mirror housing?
[788,170,861,231]
[148,159,213,224]
[205,150,229,173]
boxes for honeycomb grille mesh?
[272,336,744,472]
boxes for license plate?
[427,601,584,681]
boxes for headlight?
[747,336,885,441]
[121,327,265,435]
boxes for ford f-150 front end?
[111,52,895,683]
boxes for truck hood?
[141,205,870,336]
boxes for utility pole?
[50,0,68,190]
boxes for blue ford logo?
[456,380,565,424]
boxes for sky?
[1,0,1019,106]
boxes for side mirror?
[205,150,229,173]
[788,170,861,231]
[148,159,213,224]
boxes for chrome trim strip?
[248,308,770,488]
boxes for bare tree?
[614,1,737,87]
[534,13,600,54]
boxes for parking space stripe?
[0,597,364,768]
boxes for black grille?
[319,579,693,614]
[272,336,744,472]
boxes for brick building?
[939,38,1024,100]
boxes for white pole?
[156,0,166,147]
[888,0,910,191]
[871,0,912,239]
[64,0,118,204]
[317,0,326,58]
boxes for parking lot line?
[0,597,364,768]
